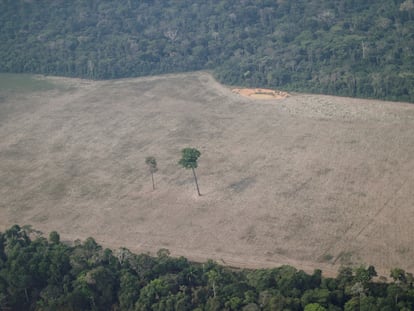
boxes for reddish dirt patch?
[232,88,289,99]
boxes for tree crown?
[178,148,201,169]
[145,156,158,173]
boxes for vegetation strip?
[1,1,413,102]
[1,225,414,310]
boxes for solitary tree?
[178,148,201,196]
[145,156,158,190]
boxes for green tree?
[389,268,410,306]
[118,270,140,310]
[145,156,158,190]
[304,303,327,311]
[178,148,201,196]
[49,231,60,244]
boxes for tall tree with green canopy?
[145,156,158,190]
[178,148,201,196]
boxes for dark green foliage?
[1,226,414,310]
[1,1,413,102]
[145,157,158,174]
[178,148,201,170]
[48,231,60,244]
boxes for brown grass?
[1,72,414,278]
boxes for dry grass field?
[1,72,413,277]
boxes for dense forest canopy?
[1,225,414,310]
[1,0,414,102]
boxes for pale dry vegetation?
[0,72,413,277]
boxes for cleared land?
[0,72,413,277]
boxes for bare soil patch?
[232,87,289,99]
[1,72,413,278]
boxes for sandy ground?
[1,72,413,278]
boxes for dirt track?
[0,72,413,278]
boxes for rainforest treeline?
[1,225,414,310]
[1,0,414,102]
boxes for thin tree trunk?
[191,167,201,196]
[151,172,155,190]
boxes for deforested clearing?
[0,72,413,277]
